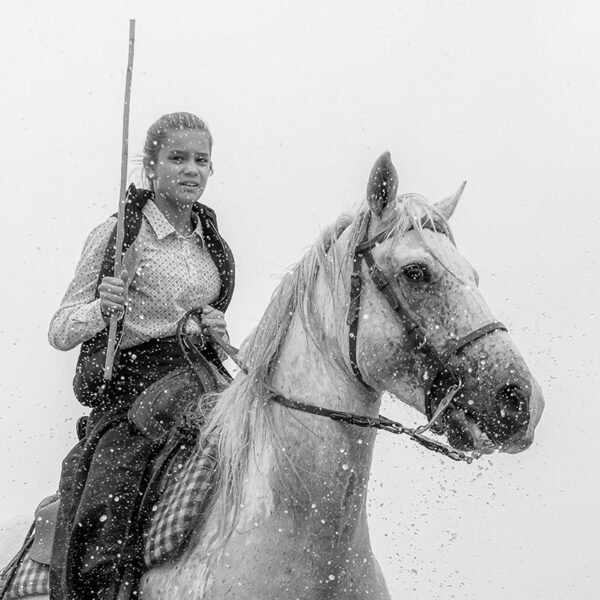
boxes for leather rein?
[208,213,507,464]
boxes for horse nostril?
[496,384,528,415]
[489,384,530,443]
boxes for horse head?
[341,152,544,455]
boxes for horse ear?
[434,181,467,221]
[367,152,399,218]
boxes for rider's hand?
[201,305,228,338]
[98,270,129,324]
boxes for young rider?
[47,112,235,600]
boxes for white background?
[0,2,598,598]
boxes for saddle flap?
[28,496,60,566]
[129,366,213,442]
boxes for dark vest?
[73,184,235,406]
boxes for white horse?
[4,153,544,599]
[139,153,544,599]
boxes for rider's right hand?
[98,270,129,323]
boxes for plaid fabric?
[144,436,218,568]
[1,557,49,599]
[0,434,219,596]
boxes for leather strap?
[269,391,475,462]
[440,321,507,363]
[347,251,366,384]
[209,332,478,463]
[362,248,448,374]
[270,393,382,427]
[346,212,507,422]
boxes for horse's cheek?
[361,325,415,386]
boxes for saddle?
[29,496,60,566]
[0,354,228,600]
[128,360,224,443]
[0,495,57,599]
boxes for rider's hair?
[142,112,213,187]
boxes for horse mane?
[197,192,453,548]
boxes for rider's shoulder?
[81,216,118,253]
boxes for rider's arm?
[48,217,116,351]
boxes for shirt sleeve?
[48,217,117,351]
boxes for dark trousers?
[50,339,190,600]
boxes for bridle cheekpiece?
[210,211,506,463]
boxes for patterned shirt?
[49,200,222,351]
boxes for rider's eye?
[401,263,429,283]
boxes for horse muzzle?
[430,351,540,454]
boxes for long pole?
[104,19,136,381]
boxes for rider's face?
[147,129,213,205]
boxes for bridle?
[208,212,507,463]
[347,212,507,425]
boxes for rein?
[201,212,507,464]
[208,328,477,464]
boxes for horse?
[4,152,544,599]
[138,152,544,599]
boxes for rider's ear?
[367,151,398,219]
[434,181,467,221]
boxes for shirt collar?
[142,199,204,244]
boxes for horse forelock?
[379,193,454,249]
[379,194,464,281]
[195,192,459,556]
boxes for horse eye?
[401,263,429,282]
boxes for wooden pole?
[104,19,136,381]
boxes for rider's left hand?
[201,306,228,338]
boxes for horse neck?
[266,306,381,525]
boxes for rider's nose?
[183,160,199,175]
